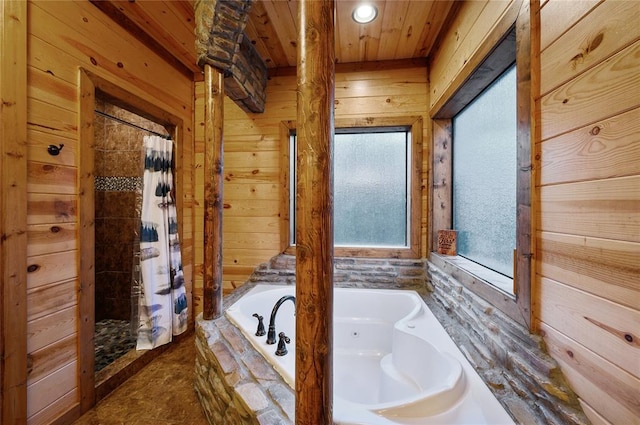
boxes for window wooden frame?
[429,2,533,328]
[281,116,423,259]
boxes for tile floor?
[74,333,208,425]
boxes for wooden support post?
[1,0,28,423]
[203,64,224,320]
[295,1,335,424]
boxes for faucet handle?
[252,313,266,336]
[275,332,291,356]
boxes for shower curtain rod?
[94,109,171,139]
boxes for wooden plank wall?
[536,1,640,424]
[429,0,519,114]
[25,1,194,424]
[192,60,430,315]
[429,1,639,424]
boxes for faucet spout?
[266,295,296,344]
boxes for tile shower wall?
[94,99,169,321]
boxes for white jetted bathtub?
[226,284,515,425]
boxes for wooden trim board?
[1,1,29,423]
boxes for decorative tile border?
[95,176,142,192]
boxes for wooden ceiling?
[245,0,457,68]
[92,0,457,75]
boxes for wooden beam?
[1,0,28,423]
[295,1,335,424]
[203,64,224,320]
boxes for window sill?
[429,252,525,326]
[434,255,514,295]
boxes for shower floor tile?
[95,319,136,372]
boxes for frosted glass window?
[334,132,408,247]
[453,65,516,278]
[290,130,410,248]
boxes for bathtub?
[226,285,515,425]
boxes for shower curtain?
[137,135,188,350]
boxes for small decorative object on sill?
[437,230,457,256]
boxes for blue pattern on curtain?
[137,135,187,350]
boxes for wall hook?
[47,144,64,156]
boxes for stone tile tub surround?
[227,285,515,424]
[195,283,294,425]
[194,255,588,425]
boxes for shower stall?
[93,97,171,372]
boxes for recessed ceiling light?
[352,4,378,24]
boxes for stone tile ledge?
[425,260,590,425]
[195,305,294,425]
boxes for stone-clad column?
[195,0,267,113]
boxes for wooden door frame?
[1,1,28,423]
[77,69,186,414]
